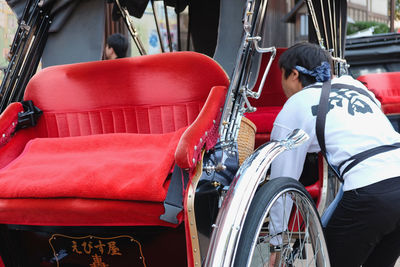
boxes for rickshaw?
[0,0,377,266]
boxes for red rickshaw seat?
[357,72,400,114]
[0,52,229,227]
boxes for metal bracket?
[17,100,43,130]
[241,44,276,113]
[248,44,276,100]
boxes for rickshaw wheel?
[234,177,330,267]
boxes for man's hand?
[268,251,277,267]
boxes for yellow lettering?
[82,241,94,255]
[94,240,106,255]
[107,241,122,256]
[89,254,109,267]
[71,241,83,255]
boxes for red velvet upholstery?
[0,130,185,201]
[0,102,22,145]
[0,199,178,227]
[245,106,282,145]
[0,102,29,168]
[357,72,400,114]
[0,52,229,226]
[245,48,287,147]
[175,86,227,169]
[249,48,288,108]
[24,52,229,136]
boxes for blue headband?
[295,61,331,82]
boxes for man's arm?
[268,123,310,248]
[270,123,309,180]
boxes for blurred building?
[284,0,392,43]
[0,0,17,81]
[348,0,389,23]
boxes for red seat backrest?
[24,52,230,137]
[245,48,287,147]
[357,72,400,114]
[249,47,287,107]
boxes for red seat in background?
[0,52,229,227]
[357,72,400,115]
[245,48,287,148]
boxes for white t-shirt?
[270,75,400,191]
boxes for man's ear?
[110,47,118,59]
[290,69,300,80]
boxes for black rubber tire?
[234,177,330,267]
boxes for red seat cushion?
[245,106,282,148]
[245,106,282,133]
[0,129,185,201]
[0,128,186,226]
[0,198,175,227]
[357,72,400,114]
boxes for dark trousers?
[325,176,400,267]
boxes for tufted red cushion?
[357,72,400,114]
[24,52,229,137]
[34,104,203,137]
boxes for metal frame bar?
[151,0,165,53]
[114,0,147,55]
[219,0,275,148]
[205,129,309,266]
[0,0,53,112]
[163,0,173,52]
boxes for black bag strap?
[338,143,400,177]
[316,81,400,182]
[160,164,189,224]
[316,81,343,182]
[316,81,330,158]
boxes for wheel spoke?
[300,196,311,265]
[236,178,329,267]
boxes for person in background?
[269,42,400,267]
[104,33,129,59]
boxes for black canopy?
[307,0,347,59]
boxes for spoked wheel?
[234,177,330,267]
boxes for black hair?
[278,42,332,87]
[107,33,129,58]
